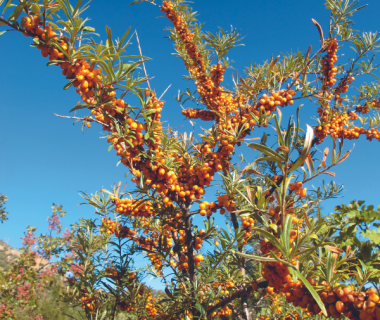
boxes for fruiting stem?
[206,286,254,317]
[230,211,251,320]
[53,113,110,127]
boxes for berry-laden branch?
[207,285,254,317]
[53,113,110,127]
[2,0,380,319]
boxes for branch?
[0,16,34,37]
[158,84,172,100]
[232,307,243,320]
[230,212,251,319]
[288,45,325,90]
[61,312,78,320]
[302,152,346,184]
[188,210,199,216]
[207,285,254,316]
[141,0,161,9]
[267,177,282,198]
[135,31,151,91]
[53,113,110,127]
[184,213,195,283]
[230,211,239,231]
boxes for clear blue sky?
[1,0,380,262]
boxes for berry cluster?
[216,305,232,317]
[111,196,155,218]
[194,254,204,266]
[182,108,216,121]
[289,181,307,197]
[118,301,135,312]
[321,38,338,89]
[80,290,98,313]
[314,107,370,143]
[241,217,255,243]
[356,98,380,114]
[260,265,380,320]
[105,267,118,278]
[100,217,120,235]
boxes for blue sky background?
[1,0,380,288]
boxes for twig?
[78,30,83,49]
[232,307,244,320]
[158,84,172,100]
[256,296,265,306]
[61,312,78,320]
[53,113,110,127]
[207,285,254,316]
[135,30,151,90]
[288,45,325,90]
[0,16,31,35]
[142,0,162,8]
[43,3,47,29]
[302,160,339,184]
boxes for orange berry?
[299,188,307,198]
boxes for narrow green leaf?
[64,79,75,90]
[7,2,23,21]
[73,0,83,16]
[280,214,293,260]
[69,104,91,112]
[274,114,285,146]
[248,143,285,162]
[289,124,313,172]
[2,0,13,15]
[47,60,65,66]
[290,267,327,317]
[233,250,285,263]
[195,303,205,315]
[252,227,287,257]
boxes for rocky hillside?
[0,239,21,271]
[0,240,50,271]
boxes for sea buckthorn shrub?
[2,0,380,319]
